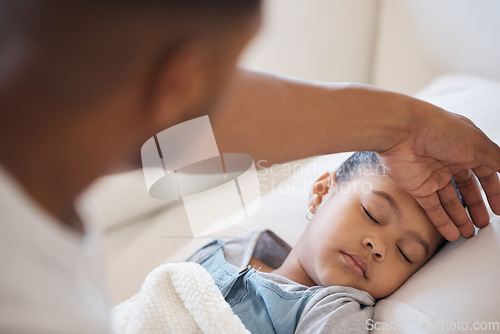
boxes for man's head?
[0,1,261,223]
[298,152,446,299]
[0,1,261,115]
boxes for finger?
[473,165,500,215]
[437,181,475,238]
[453,169,489,228]
[471,129,500,172]
[415,192,460,241]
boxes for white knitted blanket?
[112,262,250,334]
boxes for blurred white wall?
[373,0,500,94]
[371,0,438,94]
[239,0,380,84]
[239,0,500,95]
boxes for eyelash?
[397,245,412,264]
[362,206,379,225]
[363,206,412,264]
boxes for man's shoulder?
[0,167,111,333]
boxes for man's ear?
[144,41,210,130]
[308,172,337,214]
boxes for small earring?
[306,206,315,220]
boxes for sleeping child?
[187,151,448,333]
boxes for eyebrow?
[372,190,401,215]
[372,190,430,259]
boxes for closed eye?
[397,245,412,264]
[362,206,379,225]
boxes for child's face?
[299,174,444,299]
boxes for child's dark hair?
[335,151,464,206]
[335,151,382,184]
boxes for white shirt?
[0,165,111,333]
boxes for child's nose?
[363,237,386,261]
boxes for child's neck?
[272,250,317,287]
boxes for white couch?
[241,0,500,93]
[82,0,500,331]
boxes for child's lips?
[341,252,368,279]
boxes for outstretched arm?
[211,68,500,241]
[211,69,412,165]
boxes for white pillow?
[372,221,500,334]
[371,74,500,333]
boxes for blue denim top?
[197,239,320,334]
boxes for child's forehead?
[351,174,409,199]
[355,177,411,214]
[353,175,444,246]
